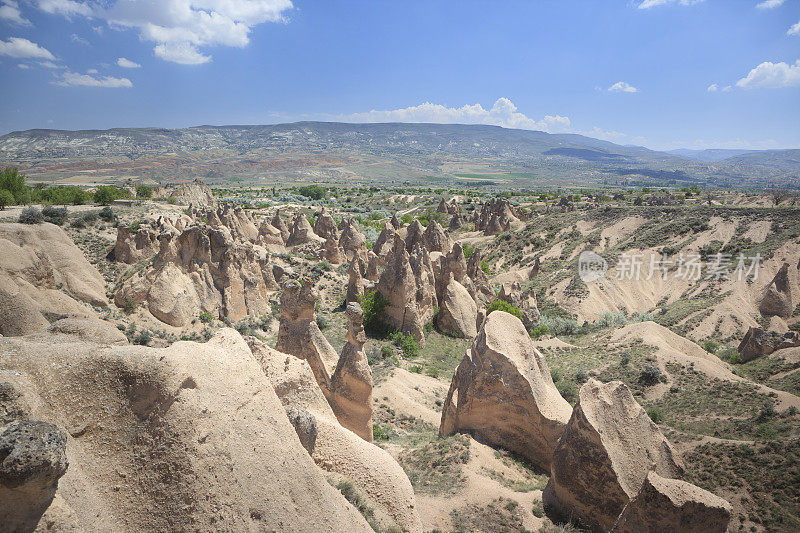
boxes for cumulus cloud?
[53,70,132,88]
[756,0,786,9]
[0,0,31,25]
[339,98,573,133]
[117,57,141,68]
[736,59,800,89]
[0,37,55,59]
[153,42,210,65]
[789,20,800,36]
[637,0,704,9]
[608,81,638,93]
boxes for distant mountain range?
[0,122,797,189]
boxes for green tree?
[136,185,153,199]
[0,189,14,209]
[94,186,130,205]
[0,167,28,203]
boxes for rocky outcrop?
[543,379,684,532]
[287,213,324,246]
[437,274,478,338]
[422,219,451,253]
[448,211,465,230]
[250,338,423,533]
[276,280,339,395]
[437,198,459,215]
[322,235,344,264]
[339,218,368,261]
[466,248,495,306]
[0,420,70,532]
[498,280,540,329]
[760,263,793,318]
[114,223,159,264]
[475,198,518,236]
[738,326,800,361]
[436,242,471,302]
[377,238,437,342]
[439,311,572,470]
[0,286,51,336]
[530,256,541,278]
[373,222,396,256]
[114,224,277,326]
[346,255,365,304]
[271,210,290,242]
[404,219,425,252]
[610,471,732,533]
[313,207,338,240]
[330,303,373,441]
[0,330,372,532]
[365,251,382,282]
[390,213,401,230]
[167,178,214,206]
[257,219,284,249]
[48,317,127,345]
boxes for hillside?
[1,122,797,188]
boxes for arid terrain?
[2,176,800,532]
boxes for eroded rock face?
[760,263,793,318]
[437,198,459,215]
[346,256,365,304]
[404,220,425,252]
[422,220,451,253]
[167,178,214,206]
[287,213,324,246]
[610,471,732,533]
[475,198,518,236]
[48,317,127,345]
[377,237,437,342]
[271,210,290,243]
[313,207,338,240]
[249,338,423,533]
[339,219,368,262]
[466,248,495,306]
[330,303,373,442]
[373,223,396,257]
[543,379,685,532]
[439,311,572,470]
[0,330,372,532]
[114,224,277,326]
[498,280,540,329]
[448,211,465,231]
[114,223,159,264]
[322,235,344,265]
[276,280,339,395]
[738,326,800,361]
[0,420,69,532]
[437,275,478,339]
[365,251,382,282]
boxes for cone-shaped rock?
[313,207,338,240]
[760,263,793,318]
[437,275,478,338]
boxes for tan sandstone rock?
[437,275,478,338]
[760,263,793,318]
[543,379,685,532]
[439,311,572,470]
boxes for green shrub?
[372,424,391,441]
[639,364,666,385]
[297,185,326,200]
[532,500,544,518]
[480,260,491,275]
[0,189,15,209]
[122,298,137,315]
[316,315,329,330]
[18,206,42,224]
[0,167,28,203]
[556,381,578,404]
[647,406,664,424]
[530,324,549,339]
[575,368,589,383]
[703,340,719,354]
[98,206,115,222]
[410,365,423,374]
[133,330,152,346]
[550,368,562,382]
[381,345,393,358]
[389,331,420,358]
[400,214,413,225]
[359,289,390,335]
[486,299,522,320]
[461,243,476,259]
[425,367,439,379]
[94,186,130,205]
[136,185,152,199]
[199,311,214,323]
[42,206,67,226]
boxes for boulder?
[610,471,732,533]
[439,311,572,470]
[329,303,374,441]
[543,379,685,532]
[760,263,793,318]
[437,275,478,338]
[276,280,339,395]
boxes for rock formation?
[313,207,338,240]
[543,379,685,532]
[276,279,339,395]
[390,213,401,229]
[760,263,793,318]
[249,338,423,533]
[271,210,290,242]
[448,210,465,230]
[0,330,372,532]
[475,198,518,236]
[738,326,800,361]
[286,212,324,246]
[329,303,374,441]
[466,248,495,306]
[437,274,478,338]
[167,178,214,206]
[610,471,732,533]
[365,251,382,282]
[437,198,459,215]
[373,222,396,256]
[346,255,365,304]
[114,223,159,264]
[377,237,437,341]
[422,219,451,253]
[498,280,541,329]
[339,218,368,261]
[404,219,425,252]
[322,235,344,264]
[439,311,572,470]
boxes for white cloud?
[17,63,30,69]
[707,83,718,92]
[788,20,800,36]
[117,57,141,68]
[153,42,210,64]
[36,0,92,17]
[53,70,132,88]
[756,0,786,9]
[722,85,732,92]
[736,59,800,89]
[577,126,629,142]
[0,37,55,59]
[637,0,704,9]
[70,33,89,45]
[0,0,31,26]
[38,60,62,68]
[86,68,97,73]
[608,81,638,93]
[338,98,573,133]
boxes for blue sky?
[0,0,798,151]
